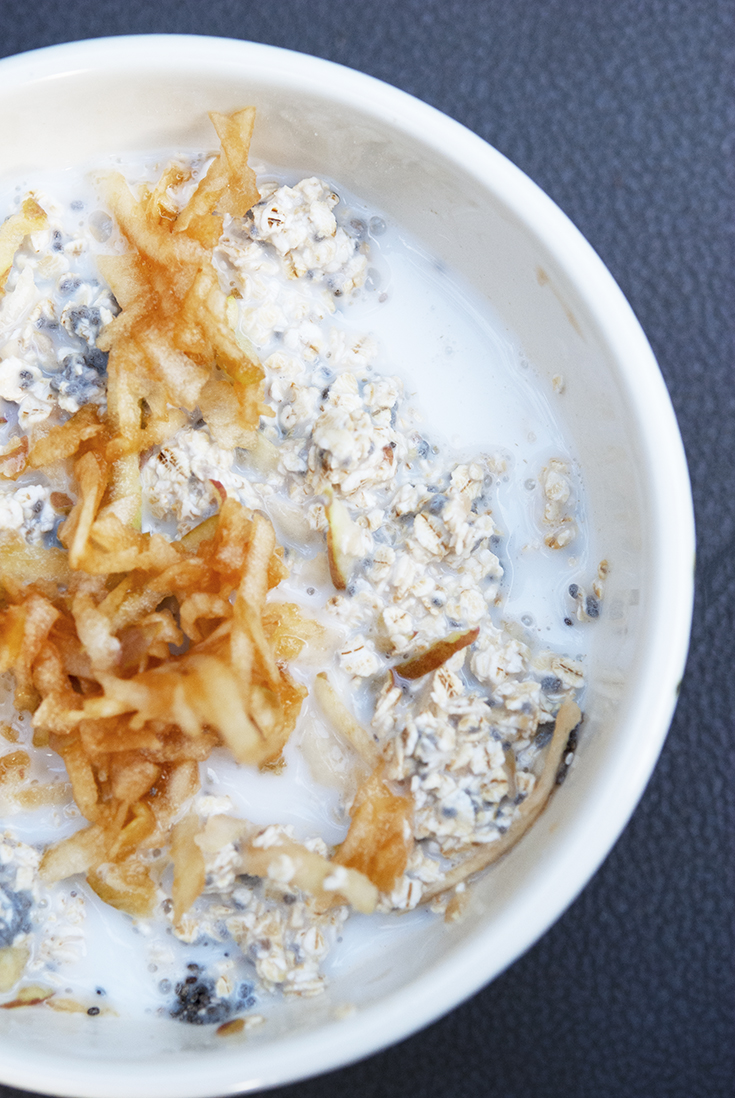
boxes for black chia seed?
[171,977,230,1025]
[555,726,580,785]
[50,348,107,406]
[169,974,256,1026]
[63,304,103,344]
[58,275,82,296]
[0,887,32,947]
[345,218,366,239]
[568,583,580,599]
[87,1006,100,1016]
[85,347,109,374]
[540,675,563,693]
[534,727,553,748]
[585,595,600,618]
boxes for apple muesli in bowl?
[0,107,588,1025]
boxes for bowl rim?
[0,32,695,1098]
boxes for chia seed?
[540,676,563,693]
[0,887,32,947]
[534,728,553,749]
[62,304,103,344]
[345,218,366,240]
[58,275,82,296]
[171,977,230,1025]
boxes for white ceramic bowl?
[0,34,694,1098]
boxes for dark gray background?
[0,1,732,1096]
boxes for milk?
[333,183,590,650]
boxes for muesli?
[0,109,590,1024]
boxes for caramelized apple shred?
[334,763,413,893]
[0,109,375,922]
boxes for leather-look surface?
[0,1,732,1095]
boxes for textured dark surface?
[0,1,732,1096]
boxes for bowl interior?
[0,36,693,1098]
